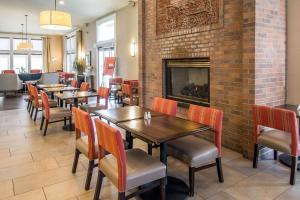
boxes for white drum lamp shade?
[40,10,72,30]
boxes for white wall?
[287,0,300,104]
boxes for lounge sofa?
[38,73,60,85]
[0,74,22,95]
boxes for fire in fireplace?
[163,58,210,107]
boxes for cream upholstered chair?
[72,107,98,190]
[93,118,166,200]
[168,104,224,196]
[253,105,299,185]
[81,87,110,114]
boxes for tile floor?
[0,101,299,200]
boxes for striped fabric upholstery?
[27,84,33,101]
[94,118,127,192]
[151,97,178,116]
[122,84,134,105]
[80,82,90,91]
[187,104,224,157]
[71,80,78,88]
[72,107,96,160]
[41,91,50,120]
[97,87,110,108]
[31,86,40,108]
[253,105,299,157]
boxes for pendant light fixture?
[17,15,33,50]
[40,0,72,30]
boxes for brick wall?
[138,0,286,158]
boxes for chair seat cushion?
[33,99,57,108]
[80,103,106,113]
[100,148,166,190]
[258,129,299,154]
[48,107,71,120]
[123,97,139,106]
[168,136,218,168]
[76,135,98,159]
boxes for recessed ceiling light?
[58,0,65,5]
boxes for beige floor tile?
[0,179,14,199]
[225,172,291,200]
[55,153,89,168]
[0,158,58,181]
[3,189,46,200]
[31,146,74,161]
[206,191,237,200]
[275,183,300,200]
[13,165,86,195]
[222,148,242,163]
[0,154,32,169]
[77,180,118,200]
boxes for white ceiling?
[0,0,129,35]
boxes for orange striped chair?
[93,118,166,200]
[40,91,72,136]
[66,82,89,107]
[71,79,78,88]
[81,87,110,114]
[151,97,178,116]
[168,104,224,196]
[122,84,139,106]
[253,105,299,185]
[71,107,98,190]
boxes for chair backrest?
[72,107,96,159]
[253,105,299,157]
[122,84,134,105]
[109,77,123,85]
[27,83,33,100]
[94,118,126,192]
[151,97,178,116]
[71,80,78,88]
[2,70,15,74]
[41,91,50,120]
[187,104,224,156]
[97,87,110,108]
[80,82,89,91]
[30,69,42,74]
[31,86,40,108]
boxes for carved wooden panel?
[156,0,221,35]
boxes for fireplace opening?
[163,58,210,107]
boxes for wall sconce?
[130,40,136,57]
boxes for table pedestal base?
[62,124,75,131]
[279,154,300,171]
[140,176,189,200]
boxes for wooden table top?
[118,115,209,144]
[37,84,66,89]
[92,106,163,124]
[44,86,79,93]
[276,104,300,118]
[54,91,98,100]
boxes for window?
[0,54,10,71]
[13,54,28,73]
[31,39,43,52]
[31,54,43,70]
[0,38,10,51]
[66,36,76,72]
[96,14,116,42]
[66,53,76,72]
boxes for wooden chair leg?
[69,116,72,129]
[43,120,49,136]
[274,150,278,160]
[85,160,94,190]
[34,108,38,122]
[216,157,224,182]
[189,167,195,197]
[72,149,81,173]
[93,171,104,200]
[30,106,34,118]
[118,192,126,200]
[160,178,166,200]
[40,116,45,130]
[290,156,297,185]
[253,144,259,168]
[148,143,153,155]
[64,117,67,126]
[27,101,30,110]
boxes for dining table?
[55,91,98,131]
[37,83,66,89]
[93,106,209,200]
[43,86,79,99]
[276,104,300,171]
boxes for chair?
[122,84,139,106]
[93,118,166,200]
[30,69,42,74]
[2,70,15,74]
[168,104,224,196]
[30,86,57,122]
[252,105,299,185]
[81,87,110,114]
[71,79,78,88]
[26,83,34,112]
[40,91,72,136]
[66,82,90,107]
[72,107,98,190]
[109,77,122,100]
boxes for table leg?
[62,98,76,132]
[60,99,63,107]
[51,92,54,100]
[125,131,133,149]
[74,98,79,108]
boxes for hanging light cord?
[25,15,28,41]
[21,24,24,42]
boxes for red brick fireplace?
[138,0,286,158]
